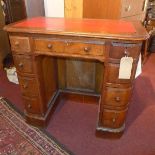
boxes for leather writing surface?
[14,17,136,34]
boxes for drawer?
[103,87,132,107]
[109,42,141,61]
[34,39,65,53]
[121,0,145,18]
[64,41,105,56]
[34,39,105,56]
[105,63,135,84]
[13,55,33,73]
[10,36,31,53]
[101,109,127,128]
[23,96,42,115]
[18,76,39,97]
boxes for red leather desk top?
[4,17,149,40]
[13,17,136,34]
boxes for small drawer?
[109,42,141,61]
[101,109,127,128]
[10,36,31,53]
[18,76,39,97]
[64,41,105,56]
[23,96,42,115]
[105,63,136,84]
[13,55,33,74]
[34,39,65,53]
[103,87,132,107]
[34,38,105,56]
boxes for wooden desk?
[4,17,148,134]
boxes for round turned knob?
[84,47,90,52]
[66,42,70,46]
[115,96,120,102]
[23,83,28,89]
[27,104,31,109]
[47,44,52,49]
[112,118,116,123]
[15,41,19,46]
[125,5,131,12]
[18,63,23,68]
[148,20,151,25]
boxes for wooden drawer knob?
[18,63,23,68]
[112,118,116,123]
[15,41,19,46]
[84,47,91,52]
[148,20,151,25]
[125,5,131,12]
[115,96,120,102]
[47,44,52,49]
[27,104,32,109]
[23,83,28,89]
[66,42,70,46]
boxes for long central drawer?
[34,38,105,56]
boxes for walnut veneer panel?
[66,59,96,91]
[102,87,132,107]
[23,96,43,115]
[10,36,31,53]
[13,55,34,74]
[101,109,127,129]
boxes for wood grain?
[65,0,83,18]
[83,0,121,19]
[66,59,96,92]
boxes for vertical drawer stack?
[99,41,142,132]
[9,36,44,119]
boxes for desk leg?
[25,56,59,127]
[96,63,132,134]
[142,39,149,64]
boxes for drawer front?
[34,39,105,56]
[109,42,141,61]
[64,41,105,56]
[102,109,127,128]
[13,55,33,73]
[105,63,135,84]
[103,87,132,107]
[23,96,42,115]
[10,36,31,53]
[121,0,145,18]
[34,39,65,53]
[18,76,39,97]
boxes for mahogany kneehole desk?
[4,17,148,134]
